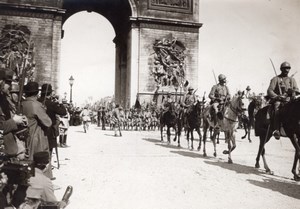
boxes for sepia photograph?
[0,0,299,209]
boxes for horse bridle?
[224,97,244,122]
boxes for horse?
[160,102,179,145]
[240,96,263,142]
[174,103,185,147]
[185,100,205,150]
[202,94,245,162]
[254,97,300,181]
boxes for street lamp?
[69,76,74,103]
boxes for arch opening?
[60,11,116,107]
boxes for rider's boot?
[272,109,280,140]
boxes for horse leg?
[289,134,300,181]
[261,147,273,174]
[241,123,247,139]
[167,127,171,144]
[160,125,164,142]
[292,152,300,181]
[186,130,190,149]
[191,129,194,150]
[173,126,177,142]
[196,127,204,156]
[248,126,252,143]
[177,131,181,147]
[223,132,233,164]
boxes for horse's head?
[230,94,245,115]
[195,100,205,115]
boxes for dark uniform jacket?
[0,94,18,155]
[38,97,67,149]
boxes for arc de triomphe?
[0,0,202,107]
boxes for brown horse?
[254,97,300,181]
[202,94,245,162]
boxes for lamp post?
[69,76,74,104]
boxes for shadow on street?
[248,178,300,199]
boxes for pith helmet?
[218,74,226,81]
[246,86,251,91]
[280,62,291,70]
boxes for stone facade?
[0,0,201,107]
[0,0,64,90]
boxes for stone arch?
[62,0,136,108]
[0,0,201,109]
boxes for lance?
[269,58,282,95]
[212,69,218,85]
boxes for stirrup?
[272,130,280,140]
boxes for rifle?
[17,35,32,114]
[14,35,32,141]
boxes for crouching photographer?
[0,152,35,208]
[18,151,72,209]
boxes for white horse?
[202,93,245,163]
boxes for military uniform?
[208,74,230,124]
[267,62,299,139]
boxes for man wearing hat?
[79,106,91,133]
[22,82,52,161]
[38,84,66,151]
[38,84,66,179]
[267,61,299,139]
[182,86,197,113]
[208,74,231,124]
[0,68,28,156]
[25,151,68,208]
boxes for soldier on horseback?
[208,74,231,125]
[182,86,197,113]
[162,92,175,113]
[267,61,299,139]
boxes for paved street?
[52,124,300,209]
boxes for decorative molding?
[140,22,198,33]
[130,17,202,33]
[0,9,63,20]
[148,0,193,14]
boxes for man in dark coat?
[38,84,66,179]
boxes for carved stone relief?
[151,34,188,89]
[0,24,35,82]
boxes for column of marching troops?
[0,68,71,209]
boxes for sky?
[59,0,300,106]
[59,12,115,107]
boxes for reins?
[223,98,243,123]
